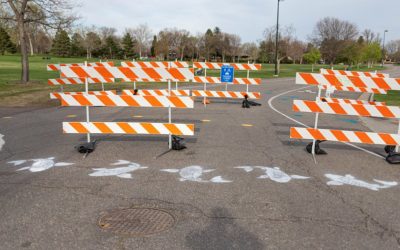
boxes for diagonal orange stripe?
[93,122,113,133]
[69,123,89,133]
[354,131,373,144]
[117,122,137,134]
[141,123,160,134]
[330,130,349,142]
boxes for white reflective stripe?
[339,103,358,116]
[176,124,193,135]
[322,130,337,141]
[152,124,169,134]
[106,123,125,133]
[133,124,148,134]
[293,100,312,112]
[298,128,313,139]
[62,122,76,133]
[342,131,361,143]
[85,122,102,133]
[367,132,386,145]
[60,94,80,105]
[295,73,307,85]
[177,97,194,108]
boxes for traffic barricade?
[52,63,195,153]
[192,62,262,105]
[292,72,400,163]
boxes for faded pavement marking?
[0,134,4,152]
[89,160,147,179]
[325,174,398,191]
[235,166,309,183]
[8,157,74,172]
[161,166,232,183]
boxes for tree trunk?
[28,32,34,56]
[18,20,29,83]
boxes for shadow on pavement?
[185,207,264,250]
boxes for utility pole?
[274,0,283,76]
[382,30,388,67]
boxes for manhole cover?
[98,208,175,236]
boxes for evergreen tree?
[150,35,157,57]
[70,33,85,57]
[104,36,120,59]
[0,27,16,55]
[121,32,135,58]
[52,29,71,57]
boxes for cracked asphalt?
[1,66,400,249]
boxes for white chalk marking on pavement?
[2,117,12,119]
[234,166,254,172]
[235,166,309,183]
[89,161,147,179]
[7,157,74,172]
[325,174,397,191]
[267,86,385,159]
[0,134,4,152]
[161,166,231,183]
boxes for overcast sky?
[77,0,400,43]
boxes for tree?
[128,23,152,58]
[241,42,259,62]
[70,32,85,57]
[150,35,156,57]
[312,17,358,65]
[0,26,16,54]
[51,29,70,57]
[287,39,306,64]
[83,30,102,59]
[362,42,381,68]
[121,32,135,58]
[303,47,321,72]
[1,0,76,83]
[104,36,120,59]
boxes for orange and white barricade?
[50,91,116,99]
[63,122,194,136]
[319,97,385,106]
[121,61,189,68]
[291,128,400,146]
[52,62,195,152]
[292,71,400,159]
[120,61,190,90]
[192,62,262,105]
[47,62,114,71]
[60,66,193,82]
[48,77,115,85]
[122,89,190,97]
[320,68,389,78]
[192,90,261,100]
[296,73,400,91]
[47,62,115,92]
[321,85,387,94]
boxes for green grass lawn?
[375,91,400,106]
[0,54,388,106]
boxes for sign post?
[221,65,234,94]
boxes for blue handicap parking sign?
[221,65,234,83]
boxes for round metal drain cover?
[98,208,175,236]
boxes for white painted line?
[267,86,385,159]
[0,134,4,152]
